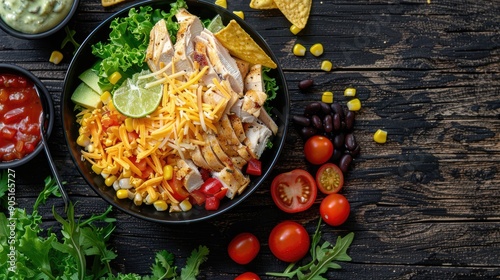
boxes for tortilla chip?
[214,20,277,69]
[274,0,312,29]
[101,0,127,7]
[250,0,278,10]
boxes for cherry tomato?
[228,233,260,265]
[320,193,350,226]
[200,178,223,195]
[246,158,262,176]
[234,272,260,280]
[304,135,334,165]
[316,163,344,194]
[168,174,190,201]
[268,221,310,263]
[271,169,317,213]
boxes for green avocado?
[78,68,103,95]
[71,82,102,109]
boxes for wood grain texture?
[1,0,499,279]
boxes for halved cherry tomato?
[200,178,223,195]
[320,193,350,226]
[205,196,220,210]
[304,135,334,165]
[235,272,260,280]
[228,233,260,265]
[270,169,317,213]
[316,163,344,194]
[246,158,262,176]
[268,221,310,263]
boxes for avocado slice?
[78,68,103,95]
[71,82,102,109]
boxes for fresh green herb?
[266,218,354,280]
[61,26,81,55]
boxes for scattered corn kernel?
[310,43,324,57]
[322,91,334,103]
[215,0,227,8]
[293,44,306,56]
[321,60,333,71]
[116,189,129,199]
[233,11,244,19]
[100,91,111,104]
[179,199,193,211]
[91,164,103,175]
[105,175,117,187]
[49,50,63,65]
[290,24,302,35]
[344,87,357,97]
[153,200,168,211]
[346,98,362,111]
[163,165,173,181]
[373,129,388,144]
[108,71,122,85]
[124,118,134,132]
[76,135,90,147]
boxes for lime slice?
[207,14,225,33]
[112,70,162,118]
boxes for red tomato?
[268,221,310,263]
[204,196,220,210]
[189,189,206,205]
[200,178,223,195]
[246,158,262,176]
[316,163,344,194]
[320,193,350,226]
[127,131,139,143]
[168,174,190,202]
[234,272,260,280]
[199,168,211,181]
[304,135,334,165]
[270,169,317,213]
[214,188,228,200]
[228,233,260,265]
[140,166,154,179]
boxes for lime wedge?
[112,70,162,118]
[207,14,225,33]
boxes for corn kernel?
[163,165,173,181]
[215,0,227,8]
[344,87,357,97]
[233,11,244,19]
[179,199,192,212]
[153,200,168,211]
[108,71,122,85]
[321,91,334,103]
[321,60,333,72]
[290,24,302,35]
[107,101,115,111]
[86,144,95,153]
[133,193,143,206]
[100,91,111,104]
[91,164,103,175]
[293,44,306,56]
[124,118,134,132]
[122,168,132,178]
[130,177,144,188]
[347,98,362,111]
[76,135,90,147]
[373,129,388,144]
[116,189,129,199]
[49,51,63,65]
[105,175,117,187]
[310,43,324,57]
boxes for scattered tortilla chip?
[214,20,277,69]
[101,0,127,7]
[274,0,312,29]
[250,0,278,10]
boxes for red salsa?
[0,73,43,162]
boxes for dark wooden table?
[2,0,499,279]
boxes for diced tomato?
[168,175,190,201]
[213,188,228,200]
[205,196,220,211]
[127,131,139,142]
[135,159,147,171]
[24,143,35,153]
[189,189,206,206]
[1,127,16,140]
[199,168,211,181]
[200,178,223,195]
[140,165,154,179]
[246,158,262,176]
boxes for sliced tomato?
[246,158,262,176]
[200,178,223,195]
[189,189,206,205]
[270,169,317,213]
[205,196,220,210]
[316,163,344,194]
[214,188,228,200]
[168,175,190,201]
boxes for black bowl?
[0,0,80,39]
[0,63,54,169]
[62,0,289,224]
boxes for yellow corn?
[215,0,227,8]
[179,199,192,212]
[310,43,324,57]
[122,168,132,178]
[290,25,302,35]
[86,144,95,153]
[321,60,333,71]
[76,135,90,147]
[103,165,119,175]
[373,129,388,144]
[293,44,306,56]
[124,118,134,132]
[153,200,168,211]
[133,193,143,206]
[116,189,129,199]
[91,164,103,175]
[344,87,356,97]
[347,98,362,111]
[107,101,116,111]
[49,51,63,65]
[163,165,173,181]
[108,71,122,85]
[322,91,334,103]
[100,91,111,104]
[130,177,144,188]
[105,175,117,187]
[233,11,244,19]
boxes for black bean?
[333,133,345,149]
[333,113,341,131]
[298,79,313,90]
[300,127,317,139]
[292,115,310,127]
[330,102,344,119]
[323,114,333,133]
[345,133,357,151]
[320,102,332,115]
[339,154,353,173]
[304,102,321,116]
[311,115,323,130]
[345,111,355,130]
[350,144,361,157]
[331,148,343,163]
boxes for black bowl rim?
[0,63,55,169]
[62,0,289,224]
[0,0,80,39]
